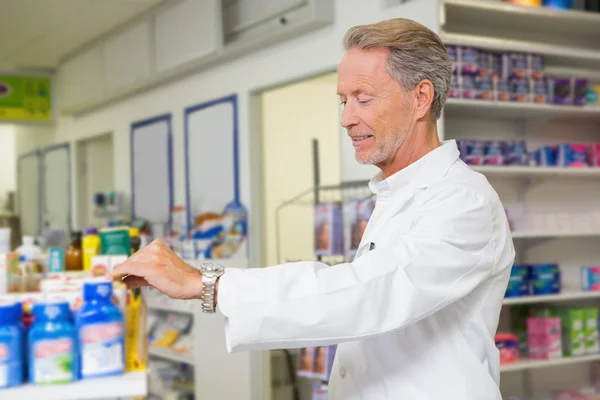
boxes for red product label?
[34,339,73,358]
[0,344,8,360]
[81,322,123,344]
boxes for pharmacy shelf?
[149,346,195,365]
[443,0,600,39]
[500,354,600,373]
[146,299,196,314]
[1,371,147,400]
[445,98,600,121]
[503,291,600,306]
[472,166,600,178]
[511,231,600,239]
[441,31,600,70]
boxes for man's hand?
[112,240,203,300]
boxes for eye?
[357,98,371,104]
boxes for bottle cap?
[129,227,139,237]
[83,280,113,301]
[32,301,70,321]
[85,227,98,236]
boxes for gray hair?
[343,18,452,120]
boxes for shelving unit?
[149,346,195,365]
[1,372,147,400]
[501,354,600,373]
[503,291,600,306]
[441,0,600,397]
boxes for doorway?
[76,133,115,230]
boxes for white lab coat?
[218,140,515,400]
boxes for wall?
[260,72,341,266]
[0,124,16,208]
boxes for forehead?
[337,47,392,93]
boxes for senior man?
[115,18,515,400]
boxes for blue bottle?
[28,301,77,385]
[75,281,125,379]
[0,302,24,388]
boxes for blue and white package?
[484,140,506,165]
[581,266,600,291]
[460,47,479,76]
[530,264,561,295]
[506,140,530,166]
[463,140,485,165]
[0,302,24,388]
[534,146,557,166]
[505,265,530,298]
[557,144,589,167]
[75,281,125,379]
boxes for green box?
[556,308,585,357]
[100,227,131,256]
[583,308,599,354]
[511,306,531,355]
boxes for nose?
[340,102,359,129]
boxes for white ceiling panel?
[0,0,167,70]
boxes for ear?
[413,79,435,120]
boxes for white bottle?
[15,236,42,261]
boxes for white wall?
[0,124,16,207]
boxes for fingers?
[122,275,150,290]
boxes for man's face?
[337,47,413,166]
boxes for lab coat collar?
[368,140,460,197]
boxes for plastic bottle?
[129,227,141,254]
[75,281,125,379]
[0,301,24,388]
[27,301,77,385]
[65,231,83,271]
[82,228,101,272]
[15,236,42,261]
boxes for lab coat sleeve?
[217,185,502,352]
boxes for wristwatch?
[199,262,225,313]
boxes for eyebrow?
[337,89,364,97]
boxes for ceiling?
[0,0,168,71]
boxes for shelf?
[0,371,147,400]
[441,31,600,70]
[472,166,600,178]
[443,0,600,39]
[503,291,600,306]
[149,346,195,365]
[511,231,600,239]
[445,98,600,121]
[500,353,600,373]
[146,299,195,314]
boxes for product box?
[100,227,131,255]
[312,383,328,400]
[495,333,520,363]
[313,345,337,381]
[529,264,561,295]
[583,308,599,354]
[527,317,563,360]
[557,308,586,357]
[582,266,600,291]
[511,306,530,355]
[505,264,530,298]
[91,255,129,279]
[314,203,344,257]
[298,347,316,378]
[47,248,64,274]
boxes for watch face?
[203,263,224,273]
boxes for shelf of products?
[441,31,600,70]
[1,371,147,400]
[503,291,600,306]
[445,98,600,121]
[500,354,600,373]
[472,165,600,177]
[511,231,600,239]
[443,0,600,38]
[149,346,195,366]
